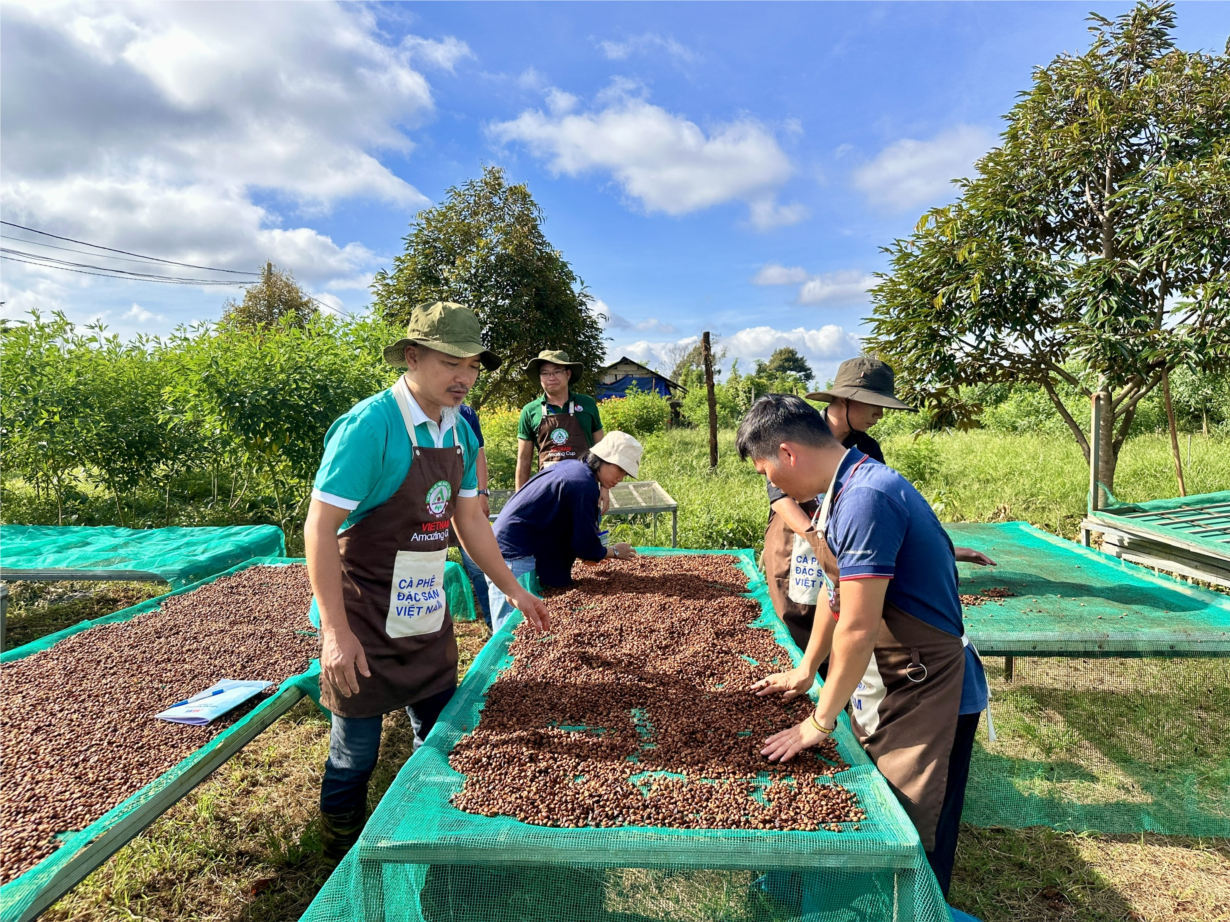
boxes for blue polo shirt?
[825,450,988,715]
[492,460,606,587]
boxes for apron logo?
[426,480,452,517]
[549,427,569,446]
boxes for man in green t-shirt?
[516,350,604,490]
[305,302,550,860]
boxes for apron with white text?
[536,401,590,469]
[321,381,463,718]
[764,496,821,651]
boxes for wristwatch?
[477,489,490,496]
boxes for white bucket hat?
[590,431,643,479]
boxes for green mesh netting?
[944,522,1230,836]
[1090,489,1230,561]
[300,548,951,922]
[0,557,320,922]
[0,524,286,588]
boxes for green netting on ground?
[1090,489,1230,560]
[307,561,476,630]
[943,522,1230,836]
[0,524,286,588]
[945,521,1230,656]
[301,548,950,922]
[0,557,319,922]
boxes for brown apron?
[808,456,965,850]
[535,400,590,468]
[764,497,820,651]
[321,381,462,719]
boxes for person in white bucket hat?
[486,431,644,632]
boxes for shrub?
[598,388,672,438]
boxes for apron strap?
[393,376,465,460]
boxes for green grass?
[9,427,1230,921]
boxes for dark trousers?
[319,685,456,817]
[926,711,980,899]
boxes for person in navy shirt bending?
[487,431,644,631]
[740,394,990,899]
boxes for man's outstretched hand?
[512,588,552,632]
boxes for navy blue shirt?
[825,450,988,714]
[493,460,606,587]
[458,405,484,447]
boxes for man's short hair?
[736,394,839,462]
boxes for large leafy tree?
[866,2,1230,493]
[372,166,605,408]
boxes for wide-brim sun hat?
[806,356,916,412]
[525,349,584,383]
[383,301,502,371]
[590,431,643,479]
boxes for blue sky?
[3,1,1226,381]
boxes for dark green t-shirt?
[517,392,604,446]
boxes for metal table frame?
[488,479,680,547]
[0,569,168,653]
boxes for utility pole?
[702,332,718,471]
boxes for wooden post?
[702,332,718,471]
[1089,393,1102,512]
[1162,368,1187,497]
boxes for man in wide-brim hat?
[763,356,993,655]
[515,348,605,491]
[305,301,551,861]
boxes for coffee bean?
[0,565,316,883]
[450,556,865,832]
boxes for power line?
[1,247,252,285]
[0,253,249,286]
[0,233,245,271]
[0,221,260,276]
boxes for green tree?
[371,165,605,408]
[865,2,1230,493]
[764,347,813,384]
[222,262,316,330]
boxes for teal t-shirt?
[311,388,479,531]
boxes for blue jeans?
[458,546,490,625]
[485,555,536,634]
[319,685,455,817]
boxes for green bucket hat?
[383,302,502,371]
[806,356,916,411]
[524,349,584,383]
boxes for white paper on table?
[155,679,272,726]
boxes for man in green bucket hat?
[305,301,551,861]
[515,349,605,491]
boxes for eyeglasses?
[540,370,566,379]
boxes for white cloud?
[611,324,861,373]
[489,83,803,226]
[748,197,810,230]
[796,270,876,305]
[752,265,876,306]
[0,1,460,313]
[595,299,677,334]
[753,264,811,286]
[123,303,163,323]
[853,125,992,211]
[598,33,697,63]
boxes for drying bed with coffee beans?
[450,554,866,832]
[0,564,316,884]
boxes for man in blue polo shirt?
[740,394,989,899]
